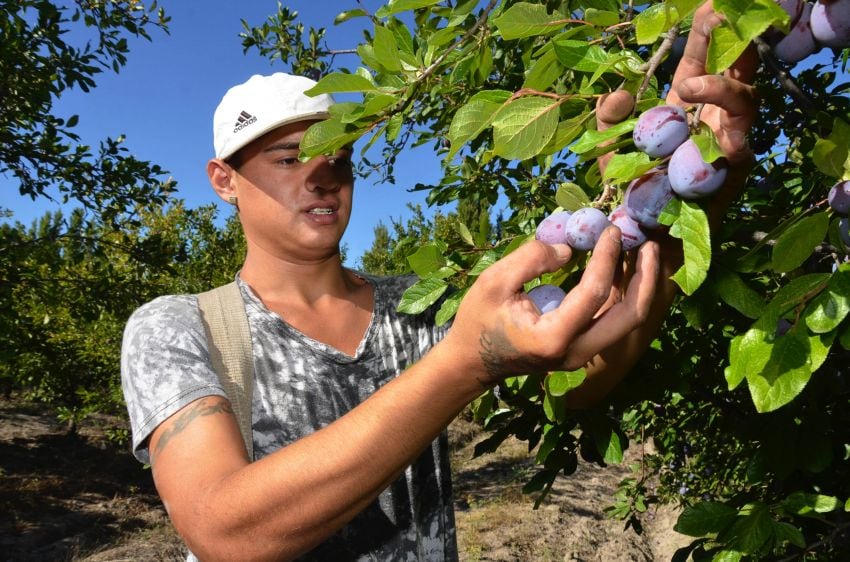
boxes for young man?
[121,4,757,560]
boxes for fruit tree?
[245,0,850,558]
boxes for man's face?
[229,120,355,263]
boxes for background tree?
[1,0,174,225]
[244,0,850,559]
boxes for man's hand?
[443,228,659,387]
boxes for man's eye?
[278,157,300,166]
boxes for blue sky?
[3,1,443,264]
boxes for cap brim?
[218,110,331,160]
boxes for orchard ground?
[1,395,692,561]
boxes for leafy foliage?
[0,0,173,225]
[243,0,850,557]
[0,204,246,433]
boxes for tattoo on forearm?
[152,398,234,461]
[478,329,539,388]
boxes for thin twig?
[753,36,816,115]
[636,25,680,104]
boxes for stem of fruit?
[753,36,816,116]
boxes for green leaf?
[746,330,812,413]
[300,119,363,158]
[633,3,675,45]
[540,112,591,156]
[781,492,840,516]
[669,200,711,295]
[469,251,498,276]
[675,501,737,536]
[570,119,636,154]
[553,39,610,72]
[446,90,511,160]
[493,2,565,40]
[716,268,765,319]
[407,244,446,277]
[545,370,586,396]
[334,8,368,24]
[805,268,850,333]
[726,502,773,554]
[435,292,462,326]
[712,551,744,562]
[603,151,658,184]
[305,72,377,95]
[772,212,829,273]
[691,127,725,164]
[706,23,749,75]
[376,0,442,18]
[397,278,449,314]
[708,0,787,73]
[555,182,591,211]
[373,25,402,72]
[813,118,850,178]
[726,316,774,391]
[773,522,806,548]
[768,273,830,316]
[492,96,561,161]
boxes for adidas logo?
[233,110,257,133]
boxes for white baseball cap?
[213,73,335,160]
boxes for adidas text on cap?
[213,73,335,160]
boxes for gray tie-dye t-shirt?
[121,273,458,561]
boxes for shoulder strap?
[196,281,254,460]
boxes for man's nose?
[304,155,343,192]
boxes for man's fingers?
[669,2,722,98]
[559,239,660,369]
[597,90,635,130]
[676,74,757,162]
[545,227,622,341]
[477,240,573,299]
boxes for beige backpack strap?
[196,281,254,460]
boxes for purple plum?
[564,207,612,251]
[828,180,850,215]
[624,168,675,229]
[609,205,648,250]
[774,1,819,63]
[633,105,690,158]
[535,210,572,244]
[811,0,850,48]
[668,139,728,199]
[527,284,567,314]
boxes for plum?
[633,105,690,158]
[668,139,728,199]
[535,210,572,244]
[527,284,567,314]
[828,180,850,214]
[624,168,675,229]
[564,207,611,251]
[774,1,819,63]
[811,0,850,48]
[609,205,648,250]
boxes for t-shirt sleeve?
[120,294,227,464]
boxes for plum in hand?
[668,139,728,199]
[633,105,690,158]
[564,207,612,251]
[535,210,573,244]
[609,205,648,250]
[527,284,567,314]
[624,168,675,229]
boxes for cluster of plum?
[829,181,850,247]
[528,103,725,312]
[770,0,850,64]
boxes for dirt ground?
[1,397,691,561]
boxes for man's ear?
[207,158,235,203]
